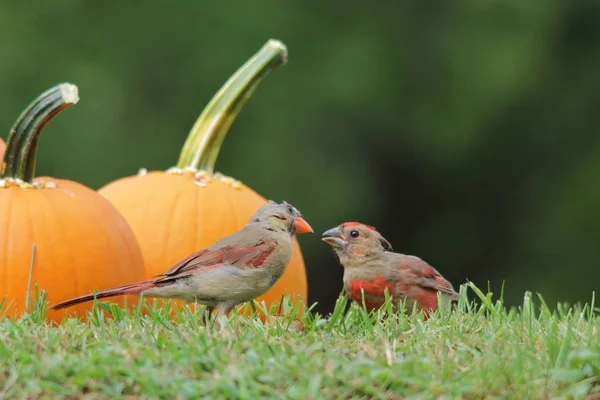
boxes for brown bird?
[50,201,313,319]
[322,222,459,314]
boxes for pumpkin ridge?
[162,176,185,275]
[35,192,56,307]
[94,182,143,281]
[226,182,243,241]
[138,175,161,270]
[42,185,81,301]
[82,182,143,306]
[193,176,200,258]
[22,186,37,310]
[1,192,13,297]
[66,183,114,298]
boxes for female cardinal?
[50,201,313,319]
[322,222,459,314]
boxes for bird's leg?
[202,306,215,326]
[211,301,237,330]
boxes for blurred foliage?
[1,1,599,314]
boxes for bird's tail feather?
[50,280,156,310]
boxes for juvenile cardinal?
[51,201,313,319]
[322,222,459,314]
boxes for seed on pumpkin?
[194,170,210,180]
[165,167,184,175]
[219,176,235,186]
[194,178,208,187]
[18,180,33,189]
[137,168,148,176]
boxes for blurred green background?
[1,2,599,315]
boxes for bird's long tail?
[50,280,157,310]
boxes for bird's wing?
[399,256,458,297]
[158,249,224,276]
[222,240,278,268]
[153,240,278,284]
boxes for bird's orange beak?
[294,216,313,234]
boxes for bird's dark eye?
[350,230,359,238]
[274,214,286,220]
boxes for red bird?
[322,222,459,314]
[50,201,313,319]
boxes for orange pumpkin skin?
[0,83,146,323]
[98,171,308,316]
[0,178,147,323]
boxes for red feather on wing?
[153,240,278,284]
[400,257,458,298]
[223,240,277,268]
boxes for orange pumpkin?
[0,83,146,323]
[98,40,308,318]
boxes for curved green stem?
[176,39,288,174]
[1,83,79,183]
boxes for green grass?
[0,283,598,399]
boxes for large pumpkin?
[98,40,308,317]
[0,83,146,323]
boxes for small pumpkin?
[0,83,146,322]
[98,40,308,317]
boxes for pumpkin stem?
[1,83,79,183]
[176,39,288,174]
